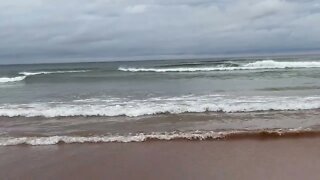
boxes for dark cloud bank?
[1,0,320,64]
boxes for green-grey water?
[1,56,320,145]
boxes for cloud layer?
[1,0,320,63]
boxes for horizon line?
[1,52,320,66]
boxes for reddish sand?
[1,137,320,180]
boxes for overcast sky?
[1,0,320,64]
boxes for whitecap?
[19,70,89,76]
[0,76,26,83]
[118,60,320,72]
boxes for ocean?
[1,56,320,145]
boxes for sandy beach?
[1,135,320,180]
[2,1,320,180]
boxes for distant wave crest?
[0,70,89,83]
[0,76,26,83]
[118,60,320,72]
[19,70,89,76]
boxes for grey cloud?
[0,0,320,64]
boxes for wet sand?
[1,136,320,180]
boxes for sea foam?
[0,95,320,117]
[0,128,310,146]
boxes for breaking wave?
[0,129,314,146]
[0,95,320,117]
[19,70,89,76]
[0,76,26,83]
[118,60,320,72]
[0,70,89,83]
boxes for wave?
[118,60,320,72]
[157,62,203,68]
[0,70,89,84]
[0,76,26,83]
[0,129,313,146]
[0,95,320,117]
[19,70,89,76]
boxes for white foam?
[0,132,226,145]
[244,60,320,68]
[118,60,320,72]
[0,76,26,83]
[0,129,308,146]
[19,70,89,76]
[0,95,320,117]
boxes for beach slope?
[1,136,320,180]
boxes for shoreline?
[2,109,320,141]
[2,129,320,146]
[1,135,320,179]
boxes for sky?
[1,0,320,64]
